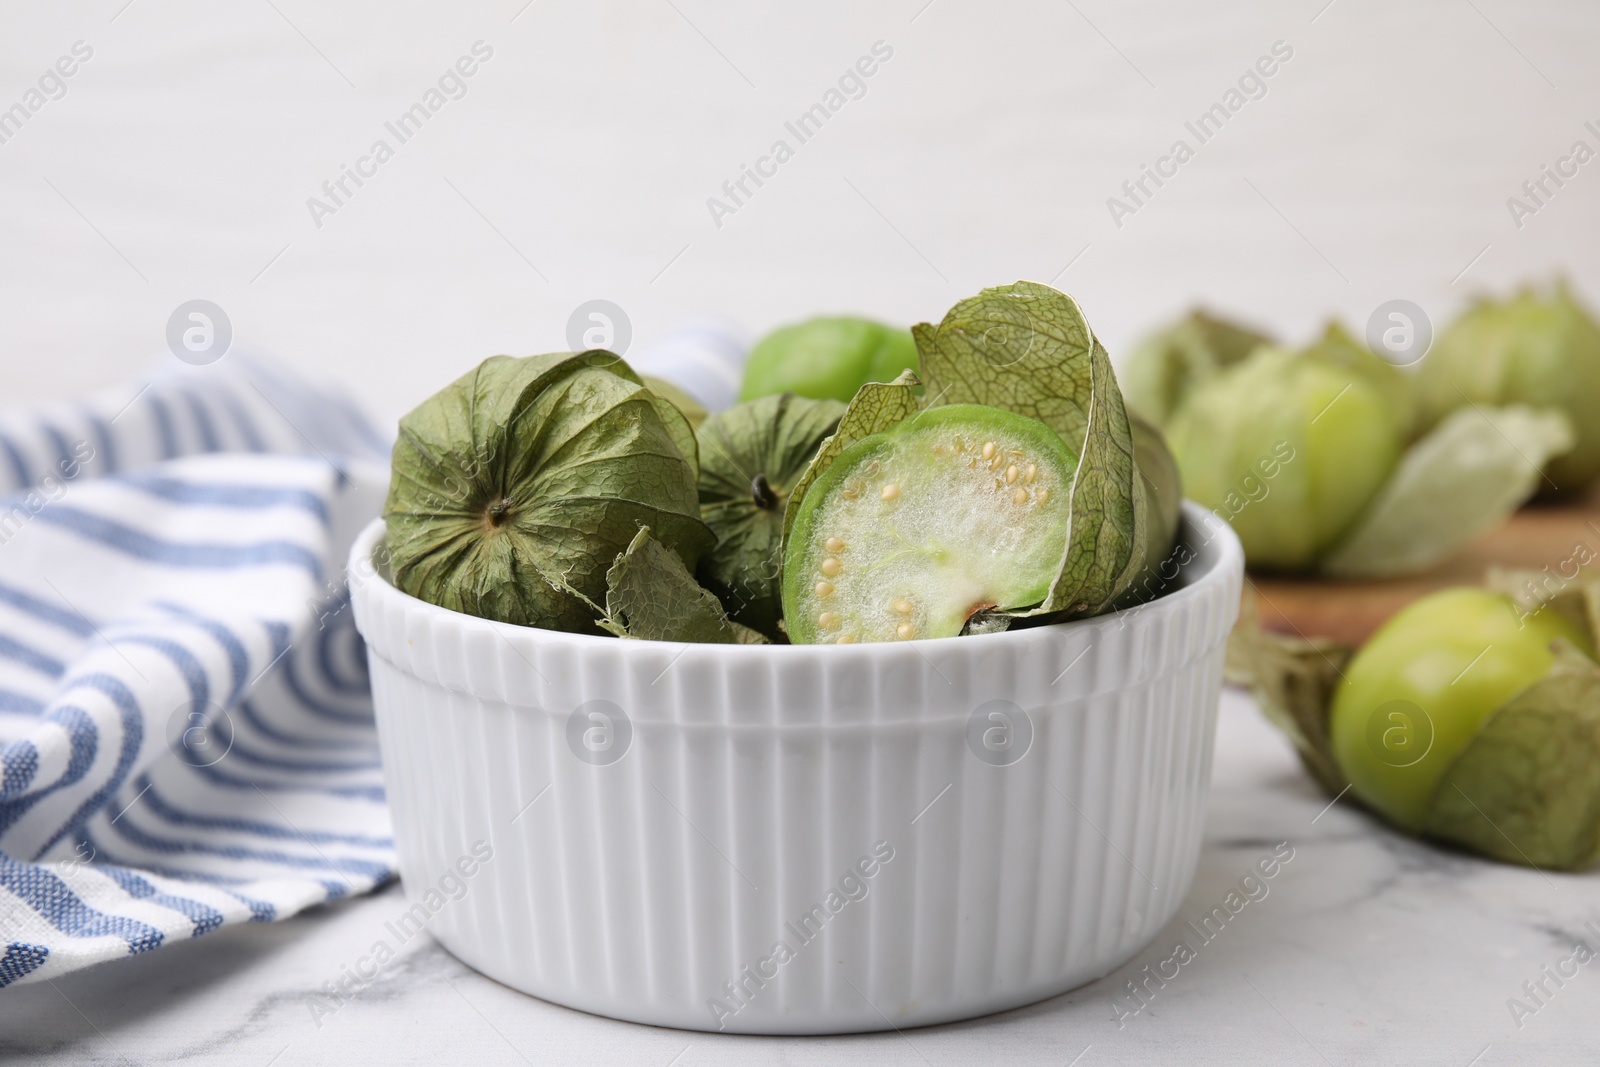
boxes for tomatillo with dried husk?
[1416,282,1600,493]
[383,352,712,634]
[1329,588,1593,832]
[642,375,708,432]
[782,404,1078,644]
[1162,322,1577,578]
[1239,575,1600,869]
[695,393,845,640]
[1123,308,1274,427]
[1167,344,1402,571]
[780,281,1153,642]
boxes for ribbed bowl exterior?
[349,504,1243,1034]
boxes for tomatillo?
[1416,283,1600,493]
[740,316,918,404]
[1166,345,1402,571]
[1123,308,1273,427]
[695,393,845,640]
[1329,588,1593,832]
[782,404,1078,644]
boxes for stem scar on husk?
[751,473,779,510]
[485,496,514,529]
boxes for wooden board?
[1247,485,1600,646]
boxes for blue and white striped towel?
[0,354,396,988]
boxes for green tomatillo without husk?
[739,316,918,404]
[383,352,712,634]
[1416,282,1600,493]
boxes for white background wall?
[1,0,1596,426]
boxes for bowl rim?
[349,500,1242,658]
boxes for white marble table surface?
[3,689,1596,1066]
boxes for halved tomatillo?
[782,404,1078,644]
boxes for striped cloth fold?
[0,354,395,988]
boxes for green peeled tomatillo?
[782,404,1077,644]
[740,316,918,404]
[1167,345,1402,571]
[1329,588,1592,832]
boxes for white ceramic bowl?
[348,502,1242,1034]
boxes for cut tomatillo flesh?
[782,404,1078,644]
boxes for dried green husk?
[1423,642,1600,869]
[383,352,712,633]
[1319,405,1574,579]
[599,527,767,644]
[1131,412,1182,573]
[695,393,844,639]
[1228,596,1353,795]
